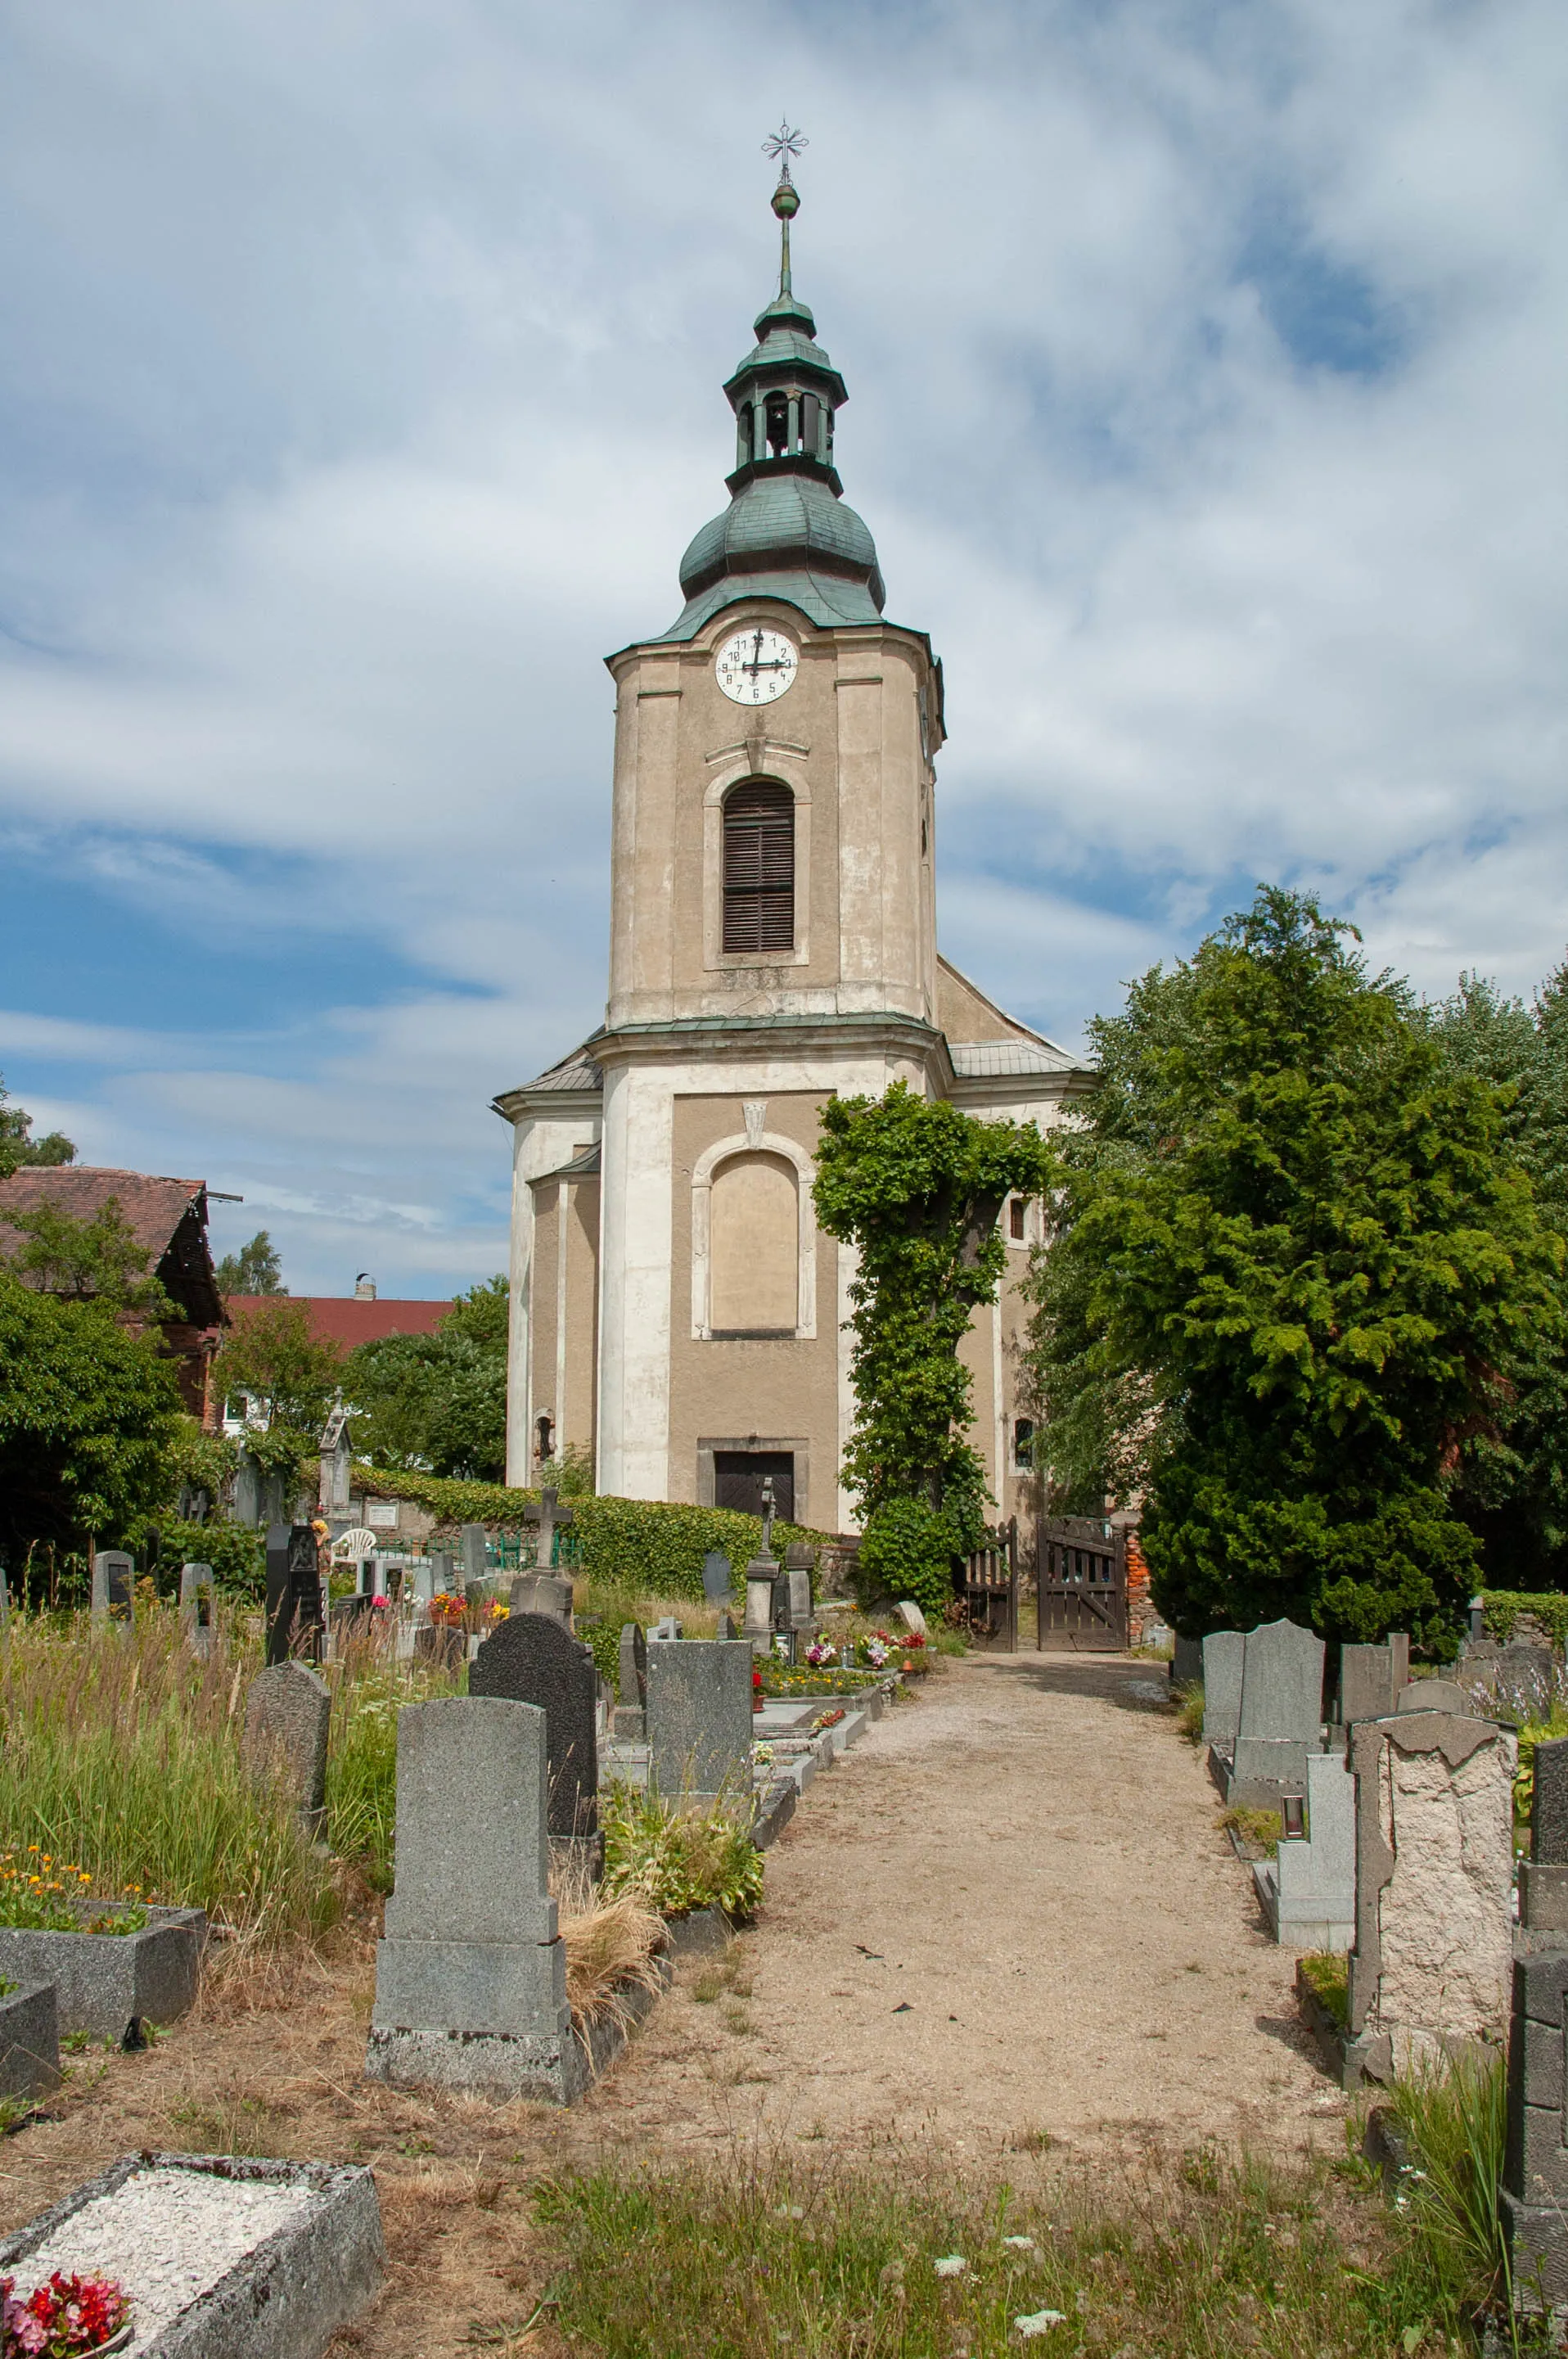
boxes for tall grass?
[537,2144,1458,2358]
[1386,2043,1510,2321]
[0,1606,338,1946]
[322,1626,463,1892]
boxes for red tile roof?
[227,1295,453,1351]
[0,1166,224,1328]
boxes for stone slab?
[1521,1861,1568,1933]
[365,2020,585,2104]
[1170,1635,1203,1688]
[647,1639,755,1802]
[470,1615,599,1843]
[372,1934,570,2038]
[1340,1636,1409,1728]
[753,1780,797,1848]
[620,1621,647,1707]
[508,1574,573,1622]
[1534,1737,1568,1867]
[381,1699,556,1946]
[1201,1631,1244,1748]
[0,2151,384,2359]
[1395,1680,1471,1715]
[242,1661,330,1826]
[0,1907,205,2041]
[0,1981,58,2101]
[1237,1617,1323,1750]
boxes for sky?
[0,0,1563,1297]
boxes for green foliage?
[344,1276,508,1482]
[0,1271,182,1561]
[323,1652,463,1893]
[214,1229,286,1297]
[538,2142,1468,2358]
[854,1495,961,1614]
[443,1273,509,1348]
[601,1783,764,1919]
[0,1076,74,1175]
[1299,1950,1349,2027]
[1386,2046,1510,2316]
[813,1082,1057,1534]
[581,1614,624,1694]
[353,1466,832,1599]
[1480,1590,1568,1649]
[156,1515,265,1599]
[6,1194,175,1318]
[552,1440,597,1497]
[214,1297,343,1473]
[1510,1712,1568,1820]
[1027,887,1562,1647]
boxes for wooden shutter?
[723,781,795,955]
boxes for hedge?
[352,1465,836,1602]
[1480,1590,1568,1651]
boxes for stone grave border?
[0,1906,205,2041]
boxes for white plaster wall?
[595,1062,674,1500]
[502,1108,601,1484]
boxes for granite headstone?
[1201,1630,1245,1751]
[646,1638,754,1805]
[91,1549,134,1626]
[508,1574,573,1623]
[243,1661,331,1835]
[470,1613,599,1847]
[1231,1618,1323,1795]
[264,1523,322,1667]
[1521,1734,1568,1932]
[1340,1635,1411,1729]
[178,1561,214,1658]
[614,1622,647,1740]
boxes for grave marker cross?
[525,1486,574,1571]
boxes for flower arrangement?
[485,1599,508,1624]
[804,1640,838,1667]
[752,1669,764,1715]
[427,1593,466,1628]
[2,2269,130,2354]
[0,1851,147,1937]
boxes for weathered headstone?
[895,1600,929,1638]
[232,1455,262,1528]
[701,1550,732,1603]
[614,1623,647,1741]
[429,1549,456,1595]
[524,1485,573,1571]
[1201,1629,1244,1752]
[1340,1635,1411,1728]
[1521,1735,1568,1933]
[1395,1680,1471,1716]
[460,1524,489,1586]
[1255,1752,1354,1951]
[413,1625,464,1671]
[265,1523,323,1667]
[1170,1633,1203,1688]
[364,1698,580,2101]
[784,1565,813,1631]
[91,1549,134,1626]
[743,1572,773,1649]
[509,1573,573,1622]
[1346,1710,1514,2077]
[318,1401,352,1516]
[470,1613,598,1847]
[1503,1951,1568,2303]
[243,1662,331,1836]
[715,1611,737,1640]
[647,1638,754,1804]
[178,1562,214,1658]
[1231,1619,1323,1801]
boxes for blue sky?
[1,0,1564,1295]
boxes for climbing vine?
[813,1083,1057,1603]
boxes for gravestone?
[364,1698,580,2101]
[460,1525,489,1587]
[429,1549,456,1595]
[615,1623,647,1741]
[1170,1634,1203,1688]
[509,1573,573,1623]
[651,1615,683,1642]
[470,1613,599,1848]
[411,1560,436,1608]
[784,1565,813,1631]
[413,1626,464,1671]
[265,1524,323,1667]
[178,1562,214,1658]
[1340,1635,1411,1728]
[1521,1735,1568,1933]
[1395,1680,1471,1716]
[1346,1710,1514,2078]
[895,1600,929,1638]
[525,1486,573,1571]
[1503,1951,1568,2303]
[232,1456,262,1528]
[243,1662,331,1837]
[743,1572,773,1649]
[318,1402,352,1516]
[715,1611,737,1640]
[647,1638,754,1805]
[1201,1630,1245,1752]
[91,1549,134,1626]
[1255,1752,1355,1951]
[1231,1619,1324,1801]
[701,1551,732,1603]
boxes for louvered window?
[723,781,795,955]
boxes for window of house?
[723,781,795,955]
[1013,1417,1035,1472]
[709,1152,799,1333]
[1009,1197,1026,1242]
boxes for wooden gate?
[960,1520,1018,1651]
[1036,1517,1129,1652]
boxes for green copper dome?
[658,183,885,642]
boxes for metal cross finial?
[763,121,807,183]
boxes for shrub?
[1480,1590,1568,1650]
[854,1497,958,1617]
[323,1636,465,1892]
[601,1784,764,1920]
[155,1516,265,1600]
[1299,1950,1348,2027]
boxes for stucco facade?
[493,174,1091,1537]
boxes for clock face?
[715,625,798,706]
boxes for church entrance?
[713,1450,795,1522]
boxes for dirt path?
[586,1652,1345,2162]
[0,1654,1346,2355]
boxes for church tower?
[495,139,1088,1534]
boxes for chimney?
[354,1273,376,1301]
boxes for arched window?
[723,781,795,954]
[709,1152,799,1333]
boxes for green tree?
[1027,888,1561,1649]
[0,1270,182,1564]
[1424,963,1568,1587]
[213,1297,343,1474]
[0,1076,75,1176]
[214,1230,286,1297]
[7,1196,174,1318]
[813,1085,1057,1607]
[344,1277,509,1482]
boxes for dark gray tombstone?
[460,1525,489,1587]
[243,1661,331,1835]
[614,1623,648,1739]
[1504,1951,1568,2303]
[715,1611,737,1641]
[1201,1630,1244,1752]
[1340,1635,1410,1728]
[1469,1595,1486,1642]
[356,1558,377,1598]
[365,1697,579,2101]
[646,1638,755,1804]
[1521,1735,1568,1932]
[178,1562,214,1658]
[265,1523,323,1667]
[509,1573,573,1623]
[470,1613,599,1849]
[701,1551,732,1603]
[91,1549,134,1626]
[1171,1634,1204,1688]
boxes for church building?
[493,151,1093,1537]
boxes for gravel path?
[589,1652,1346,2160]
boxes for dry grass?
[551,1844,665,2037]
